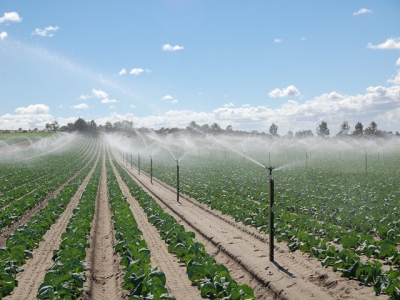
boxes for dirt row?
[115,152,378,300]
[4,150,101,299]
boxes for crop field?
[0,133,399,299]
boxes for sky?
[0,1,400,135]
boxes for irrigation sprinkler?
[267,166,275,262]
[150,155,153,184]
[138,154,141,175]
[365,153,368,174]
[305,152,308,169]
[176,159,180,203]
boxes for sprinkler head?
[266,166,275,176]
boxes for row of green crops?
[113,154,256,300]
[106,154,175,300]
[0,139,88,194]
[0,141,99,231]
[37,152,102,299]
[0,140,93,208]
[0,142,100,298]
[122,145,400,298]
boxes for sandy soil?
[116,152,378,300]
[80,152,128,300]
[3,152,100,299]
[109,152,204,300]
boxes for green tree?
[269,123,278,136]
[353,121,363,136]
[316,121,329,137]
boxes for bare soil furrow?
[109,154,203,300]
[116,154,377,300]
[81,153,127,300]
[4,152,100,300]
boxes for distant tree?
[226,125,233,132]
[104,121,113,132]
[285,131,294,139]
[211,122,222,133]
[269,123,278,136]
[18,127,22,132]
[338,120,350,135]
[353,122,363,136]
[365,121,377,136]
[201,124,210,133]
[316,121,329,137]
[74,117,88,133]
[295,130,314,139]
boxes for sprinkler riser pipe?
[269,178,274,262]
[177,164,180,202]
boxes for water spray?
[266,166,275,262]
[176,159,180,203]
[131,153,133,169]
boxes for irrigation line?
[114,152,293,299]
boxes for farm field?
[0,133,399,299]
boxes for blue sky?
[1,1,399,134]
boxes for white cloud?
[145,69,152,73]
[15,104,50,114]
[224,103,235,108]
[300,37,306,41]
[274,39,282,43]
[31,26,60,37]
[162,95,173,101]
[71,103,88,109]
[353,8,372,16]
[396,58,400,66]
[0,12,22,23]
[94,84,400,133]
[101,99,118,103]
[130,104,136,109]
[367,37,400,50]
[387,70,400,85]
[162,44,184,51]
[130,68,144,75]
[171,99,178,103]
[0,31,7,40]
[118,68,127,75]
[92,89,108,99]
[79,95,89,100]
[269,85,300,98]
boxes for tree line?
[49,118,399,139]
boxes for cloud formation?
[269,85,300,98]
[274,39,282,43]
[396,58,400,66]
[92,89,108,99]
[367,37,400,50]
[15,104,50,114]
[93,84,400,134]
[118,68,127,75]
[31,26,60,37]
[162,44,184,51]
[161,95,178,103]
[71,103,88,109]
[0,12,22,23]
[130,68,144,75]
[353,8,372,16]
[387,70,400,85]
[0,31,7,40]
[101,99,118,103]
